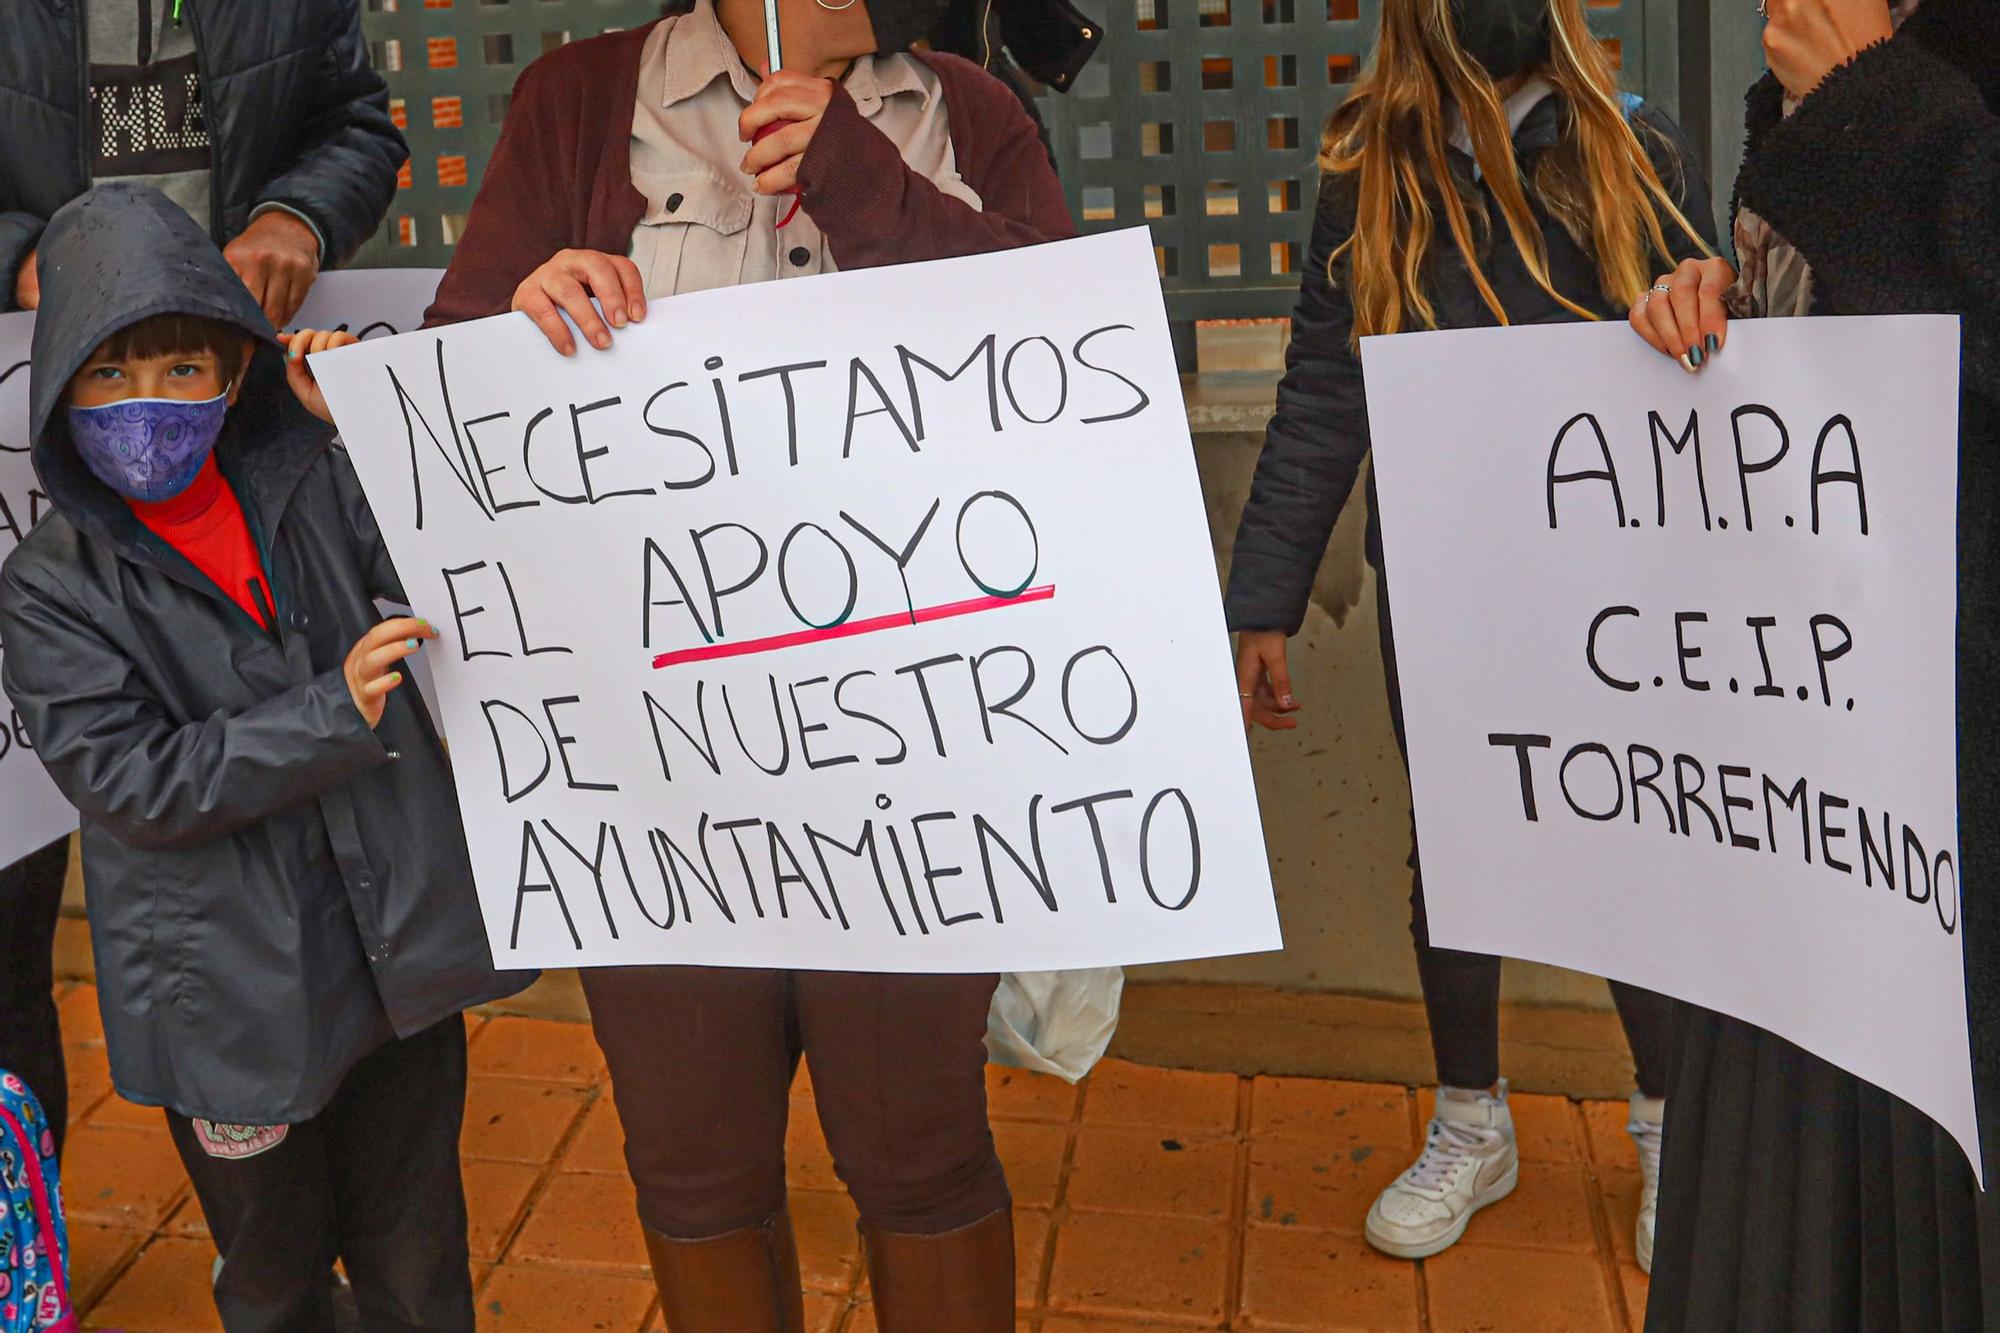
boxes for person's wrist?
[250,205,324,268]
[794,81,864,197]
[1804,50,1864,97]
[1804,18,1897,98]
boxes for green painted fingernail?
[1705,334,1719,356]
[1687,344,1705,368]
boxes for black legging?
[0,837,70,1154]
[1376,578,1671,1098]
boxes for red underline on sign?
[650,584,1058,669]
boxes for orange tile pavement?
[50,984,1651,1332]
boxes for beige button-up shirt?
[628,0,982,298]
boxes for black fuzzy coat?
[1647,5,2000,1328]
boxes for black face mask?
[865,0,954,52]
[1450,0,1550,81]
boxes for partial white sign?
[1364,316,1975,1177]
[0,314,76,866]
[310,230,1282,974]
[291,269,444,347]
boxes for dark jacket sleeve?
[1634,104,1722,256]
[0,561,390,853]
[1224,175,1368,635]
[1736,35,1999,402]
[251,0,408,269]
[799,57,1076,267]
[423,56,579,327]
[0,211,44,314]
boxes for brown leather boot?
[645,1205,806,1333]
[861,1208,1016,1333]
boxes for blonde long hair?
[1324,0,1707,345]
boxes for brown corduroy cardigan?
[423,19,1075,327]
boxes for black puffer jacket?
[1225,95,1717,634]
[0,184,531,1125]
[0,0,405,312]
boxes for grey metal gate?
[356,0,1664,325]
[355,0,665,263]
[1039,0,1652,323]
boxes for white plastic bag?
[985,968,1125,1083]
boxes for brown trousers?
[582,966,1011,1238]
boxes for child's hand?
[345,617,435,729]
[279,328,359,424]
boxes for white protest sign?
[1364,316,1975,1176]
[0,269,443,868]
[309,229,1282,974]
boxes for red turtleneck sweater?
[127,457,271,629]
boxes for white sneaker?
[1627,1093,1665,1275]
[1365,1082,1520,1259]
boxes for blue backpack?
[0,1073,74,1333]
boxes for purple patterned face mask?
[65,390,229,503]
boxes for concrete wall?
[1136,377,1616,1012]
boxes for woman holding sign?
[425,1,1070,1327]
[1228,0,1719,1269]
[1629,0,2000,1325]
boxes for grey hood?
[28,183,304,543]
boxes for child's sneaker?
[1627,1092,1665,1274]
[1365,1082,1519,1259]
